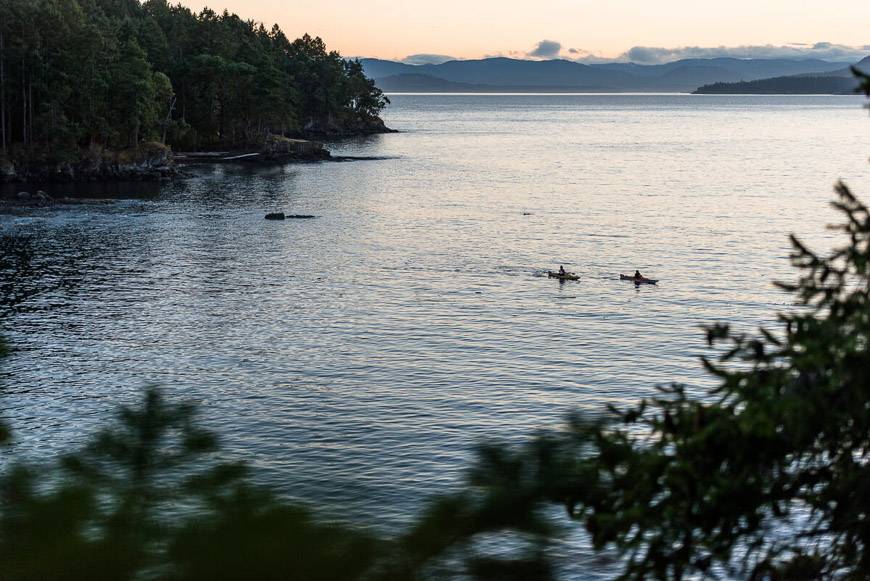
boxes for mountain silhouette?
[361,56,859,92]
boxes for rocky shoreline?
[1,142,176,184]
[0,189,119,211]
[301,115,397,138]
[173,135,333,166]
[1,127,394,185]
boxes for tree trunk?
[218,91,225,142]
[28,78,32,145]
[162,95,175,144]
[0,31,6,154]
[22,68,26,145]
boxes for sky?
[177,0,870,63]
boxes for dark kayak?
[549,271,580,281]
[620,274,658,285]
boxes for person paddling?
[634,270,643,281]
[559,265,567,276]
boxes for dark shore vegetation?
[693,57,869,95]
[0,75,869,580]
[694,75,861,95]
[0,0,390,181]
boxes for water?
[1,94,869,571]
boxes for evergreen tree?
[0,0,389,159]
[109,31,157,147]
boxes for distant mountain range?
[361,56,868,93]
[694,56,870,94]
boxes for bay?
[1,94,868,570]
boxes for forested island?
[693,75,860,95]
[0,0,391,182]
[693,57,870,95]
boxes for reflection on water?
[1,94,869,576]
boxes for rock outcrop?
[260,135,331,161]
[1,143,175,183]
[174,135,332,166]
[302,115,396,138]
[264,212,316,220]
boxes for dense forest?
[694,74,860,94]
[0,0,390,161]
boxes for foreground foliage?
[0,388,382,580]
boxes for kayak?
[549,271,580,281]
[620,274,658,285]
[621,274,658,284]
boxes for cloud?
[616,43,869,64]
[400,53,457,65]
[528,39,562,59]
[502,39,866,64]
[562,47,616,64]
[389,42,869,67]
[483,50,525,59]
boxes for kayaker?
[559,265,566,276]
[634,270,643,280]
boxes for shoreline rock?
[264,212,316,220]
[0,124,396,184]
[1,143,175,184]
[301,115,397,138]
[262,134,332,161]
[0,190,116,209]
[174,135,332,166]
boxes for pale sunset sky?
[176,0,870,62]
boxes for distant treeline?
[694,75,860,95]
[0,0,389,158]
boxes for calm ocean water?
[2,94,869,572]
